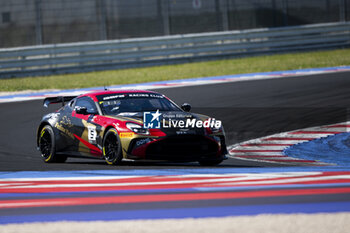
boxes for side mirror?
[181,103,191,112]
[75,106,88,115]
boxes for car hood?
[105,111,210,123]
[104,111,213,135]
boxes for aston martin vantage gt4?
[37,90,227,166]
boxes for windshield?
[97,93,181,115]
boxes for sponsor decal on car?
[136,138,152,146]
[120,132,134,138]
[55,122,75,140]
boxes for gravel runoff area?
[1,213,349,233]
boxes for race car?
[36,90,227,166]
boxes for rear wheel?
[103,128,122,165]
[39,125,67,163]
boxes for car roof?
[79,90,161,101]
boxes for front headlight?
[126,122,149,135]
[210,124,223,133]
[209,119,223,134]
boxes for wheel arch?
[102,125,118,140]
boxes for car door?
[71,96,102,156]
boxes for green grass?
[1,48,350,92]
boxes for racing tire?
[39,125,67,163]
[103,128,122,165]
[198,159,223,166]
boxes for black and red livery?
[36,90,227,165]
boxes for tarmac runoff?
[284,130,350,166]
[229,121,350,166]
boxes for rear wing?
[43,96,77,108]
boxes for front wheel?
[39,125,67,163]
[103,128,122,165]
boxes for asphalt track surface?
[1,71,350,171]
[1,71,350,225]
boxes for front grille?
[146,135,218,160]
